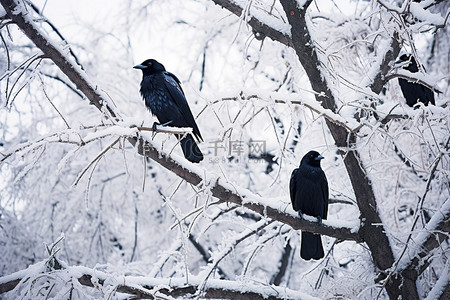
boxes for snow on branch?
[396,197,450,275]
[385,68,444,94]
[211,0,293,46]
[131,133,361,242]
[0,259,320,300]
[0,124,192,164]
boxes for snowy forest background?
[0,0,449,299]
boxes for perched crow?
[134,59,203,163]
[290,151,329,260]
[397,54,435,107]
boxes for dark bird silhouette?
[134,59,203,163]
[397,54,435,107]
[290,151,328,260]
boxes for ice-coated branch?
[198,219,274,290]
[0,261,320,300]
[396,197,450,276]
[211,0,293,47]
[204,90,360,132]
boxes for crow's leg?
[152,122,160,132]
[152,120,173,131]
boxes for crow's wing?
[292,166,328,218]
[320,171,329,220]
[291,167,313,213]
[289,169,298,211]
[163,72,202,141]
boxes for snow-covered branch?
[211,0,292,47]
[0,125,193,164]
[396,197,450,276]
[0,260,320,300]
[385,68,444,93]
[131,134,361,242]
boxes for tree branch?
[131,135,361,242]
[211,0,292,47]
[0,263,319,300]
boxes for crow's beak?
[315,155,324,161]
[133,64,147,69]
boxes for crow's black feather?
[134,59,203,163]
[290,150,328,260]
[397,54,435,107]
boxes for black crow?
[134,59,203,163]
[290,151,328,260]
[397,54,435,107]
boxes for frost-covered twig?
[0,0,118,119]
[205,90,359,132]
[0,125,193,163]
[197,219,274,292]
[72,137,120,187]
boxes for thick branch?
[271,239,292,285]
[369,33,401,94]
[131,135,361,242]
[0,264,318,300]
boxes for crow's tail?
[180,134,203,163]
[300,232,324,260]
